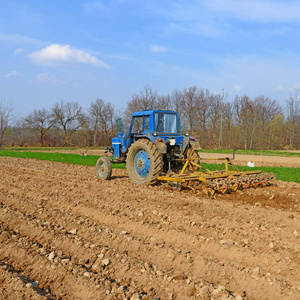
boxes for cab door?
[116,118,128,153]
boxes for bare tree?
[207,92,223,147]
[222,101,235,149]
[269,114,285,149]
[234,96,258,150]
[250,96,281,149]
[158,94,173,110]
[52,100,84,146]
[124,85,159,125]
[285,90,300,148]
[89,99,115,146]
[3,84,299,150]
[197,90,211,135]
[179,86,202,135]
[11,118,27,147]
[0,101,13,147]
[24,109,56,146]
[190,88,214,146]
[170,89,186,130]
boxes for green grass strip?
[201,163,300,183]
[4,147,300,157]
[0,150,126,169]
[0,150,298,183]
[3,146,104,151]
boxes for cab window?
[154,113,179,134]
[145,116,150,132]
[131,116,143,133]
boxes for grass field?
[201,163,299,183]
[0,150,126,169]
[2,146,104,151]
[1,149,299,183]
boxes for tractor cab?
[129,110,181,137]
[112,110,183,160]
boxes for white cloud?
[156,0,300,39]
[166,21,222,37]
[13,48,23,56]
[28,44,110,68]
[233,85,243,91]
[275,82,300,92]
[205,0,300,23]
[84,1,106,14]
[150,45,168,53]
[36,72,67,85]
[148,53,300,103]
[4,70,24,79]
[275,84,291,92]
[0,32,46,45]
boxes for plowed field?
[1,156,300,300]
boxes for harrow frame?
[157,156,274,195]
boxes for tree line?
[1,85,300,150]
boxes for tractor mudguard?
[155,142,167,154]
[134,136,166,154]
[182,136,200,154]
[190,140,201,150]
[135,135,167,154]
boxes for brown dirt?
[1,156,300,300]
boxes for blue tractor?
[96,109,276,194]
[96,109,201,185]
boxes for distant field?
[1,149,299,183]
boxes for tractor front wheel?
[126,139,163,185]
[96,156,112,180]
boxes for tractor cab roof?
[132,109,177,117]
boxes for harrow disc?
[158,157,276,196]
[202,173,276,194]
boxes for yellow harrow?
[157,156,275,195]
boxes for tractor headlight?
[153,131,157,137]
[169,138,176,146]
[185,132,189,137]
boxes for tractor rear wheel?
[96,156,112,180]
[126,139,163,185]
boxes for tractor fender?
[182,136,201,153]
[135,136,167,154]
[190,140,201,150]
[155,142,167,154]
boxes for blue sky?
[1,0,300,117]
